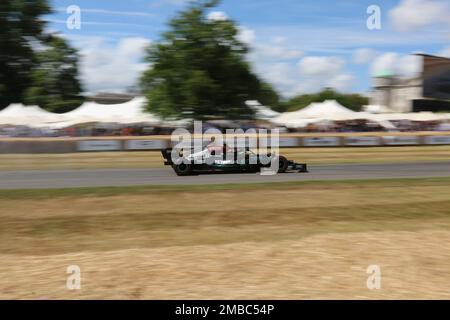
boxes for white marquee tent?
[63,97,161,125]
[272,100,399,129]
[293,100,356,118]
[272,100,357,128]
[0,98,283,129]
[246,100,280,119]
[0,97,162,128]
[0,103,63,127]
[1,97,449,130]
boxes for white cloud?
[117,38,151,60]
[371,52,398,76]
[438,46,450,58]
[273,37,288,45]
[74,37,151,93]
[370,52,422,77]
[242,31,352,96]
[237,26,256,45]
[282,50,304,60]
[243,25,356,96]
[295,56,353,93]
[253,55,354,97]
[328,74,355,92]
[353,48,377,64]
[259,63,299,90]
[298,56,345,77]
[244,32,303,61]
[256,45,303,60]
[207,11,228,21]
[389,0,450,32]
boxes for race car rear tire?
[173,163,194,176]
[277,156,289,173]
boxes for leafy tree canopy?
[24,36,84,113]
[140,0,278,120]
[0,0,83,111]
[280,88,369,112]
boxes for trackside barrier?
[344,136,380,146]
[424,136,450,145]
[0,134,450,153]
[258,137,300,148]
[125,140,168,150]
[78,140,121,151]
[303,137,340,147]
[279,137,300,147]
[382,136,419,145]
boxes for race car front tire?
[173,163,194,176]
[277,156,289,173]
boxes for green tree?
[140,0,277,120]
[0,0,83,111]
[0,0,51,108]
[24,36,83,113]
[255,81,281,111]
[281,88,369,112]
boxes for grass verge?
[1,177,450,298]
[0,176,449,199]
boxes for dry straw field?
[1,178,450,299]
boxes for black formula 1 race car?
[161,146,308,176]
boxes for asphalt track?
[0,161,450,189]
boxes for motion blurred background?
[1,0,450,299]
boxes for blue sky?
[45,0,450,97]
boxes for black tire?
[173,163,194,176]
[277,155,289,173]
